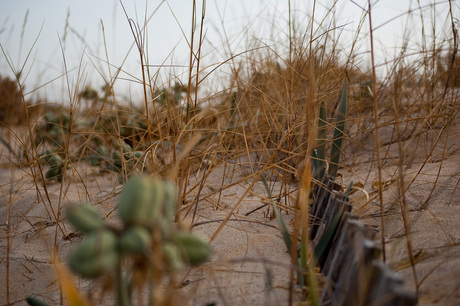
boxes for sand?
[1,119,460,305]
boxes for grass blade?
[259,174,292,252]
[328,80,348,178]
[0,135,18,159]
[315,101,327,180]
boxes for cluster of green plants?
[30,81,200,183]
[87,140,144,180]
[39,150,70,182]
[33,112,71,150]
[27,175,212,306]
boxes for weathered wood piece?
[308,176,417,305]
[310,174,341,241]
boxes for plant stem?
[116,259,130,306]
[367,0,386,262]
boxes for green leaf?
[315,101,327,180]
[66,204,104,234]
[68,230,118,278]
[0,136,18,159]
[328,80,348,178]
[173,232,212,266]
[117,176,164,226]
[26,296,50,306]
[118,225,152,254]
[259,174,292,252]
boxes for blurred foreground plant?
[28,175,212,306]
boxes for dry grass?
[1,0,460,305]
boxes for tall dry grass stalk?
[367,0,387,264]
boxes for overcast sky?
[0,0,455,104]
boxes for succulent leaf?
[161,181,178,234]
[45,167,61,180]
[66,204,104,233]
[173,232,212,266]
[26,296,50,306]
[118,225,151,254]
[117,176,164,226]
[68,230,118,278]
[163,242,184,271]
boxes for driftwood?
[309,175,417,306]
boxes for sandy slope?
[342,119,460,305]
[1,120,460,305]
[0,131,295,305]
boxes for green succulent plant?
[66,204,105,233]
[68,229,119,278]
[34,113,70,150]
[64,175,212,305]
[92,140,145,182]
[42,150,70,182]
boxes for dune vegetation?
[1,1,459,305]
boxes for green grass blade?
[260,174,307,289]
[311,149,319,175]
[328,80,348,178]
[0,136,18,159]
[259,174,292,252]
[315,101,327,180]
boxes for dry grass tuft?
[0,75,28,126]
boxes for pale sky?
[0,0,455,104]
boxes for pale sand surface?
[1,122,460,305]
[0,130,295,305]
